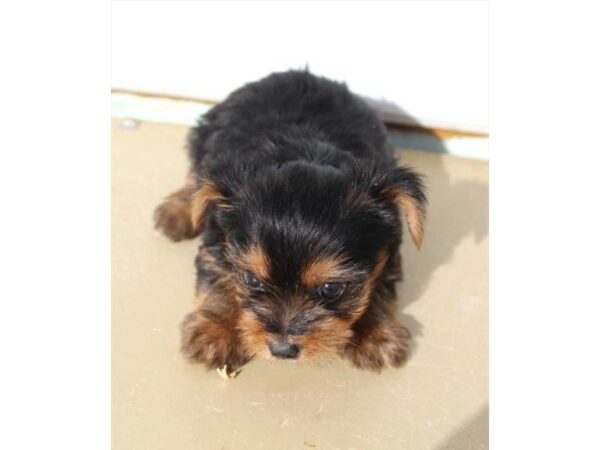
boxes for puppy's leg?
[180,289,250,373]
[343,307,411,371]
[343,253,410,371]
[154,171,201,241]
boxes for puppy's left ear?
[379,166,427,249]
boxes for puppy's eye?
[243,271,266,291]
[317,282,346,300]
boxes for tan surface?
[112,118,489,450]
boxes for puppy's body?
[155,71,426,373]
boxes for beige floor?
[112,118,489,450]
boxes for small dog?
[154,71,426,377]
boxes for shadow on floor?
[371,100,489,356]
[434,402,489,450]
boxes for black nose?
[268,340,300,359]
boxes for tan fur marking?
[366,252,390,292]
[190,182,223,230]
[237,310,271,359]
[302,255,353,287]
[351,251,390,319]
[393,191,425,250]
[296,317,353,363]
[244,246,270,280]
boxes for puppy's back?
[188,70,392,170]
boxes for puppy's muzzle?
[268,339,300,359]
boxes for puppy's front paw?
[153,195,197,242]
[344,321,411,372]
[180,310,249,371]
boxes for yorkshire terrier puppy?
[154,70,426,377]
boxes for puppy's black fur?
[155,70,426,373]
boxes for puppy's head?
[193,159,426,363]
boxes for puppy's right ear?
[190,181,227,232]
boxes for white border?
[492,1,600,449]
[3,2,599,449]
[1,2,110,449]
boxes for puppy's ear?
[190,180,227,231]
[377,166,427,249]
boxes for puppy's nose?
[268,340,300,359]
